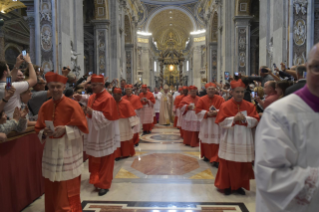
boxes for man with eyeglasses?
[27,76,51,121]
[255,43,319,211]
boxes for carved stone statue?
[70,41,81,76]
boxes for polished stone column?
[0,24,4,61]
[109,0,120,80]
[92,20,110,76]
[209,42,218,81]
[234,16,252,76]
[26,7,36,63]
[125,44,134,84]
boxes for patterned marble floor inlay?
[131,153,199,175]
[140,126,183,143]
[82,201,248,212]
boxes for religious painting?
[41,24,52,52]
[294,19,307,46]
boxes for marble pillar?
[209,42,218,81]
[0,24,4,61]
[92,20,110,76]
[234,16,252,76]
[109,0,120,80]
[26,7,36,63]
[125,44,134,84]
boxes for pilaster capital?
[91,19,110,29]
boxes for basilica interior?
[0,0,318,212]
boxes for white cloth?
[38,126,84,182]
[140,103,154,124]
[132,109,142,134]
[180,105,200,131]
[84,110,120,157]
[153,92,162,113]
[118,116,139,142]
[217,114,258,162]
[176,108,181,127]
[0,81,29,118]
[255,94,319,212]
[173,91,180,101]
[197,110,221,144]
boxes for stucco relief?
[293,0,308,15]
[314,9,319,44]
[42,60,53,74]
[41,24,52,51]
[239,52,246,68]
[126,51,132,83]
[294,19,307,46]
[98,30,106,71]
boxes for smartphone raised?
[22,50,27,57]
[82,91,85,95]
[303,71,307,78]
[89,72,93,75]
[251,91,255,98]
[224,72,230,81]
[273,63,277,69]
[101,73,105,76]
[234,72,239,76]
[6,76,12,90]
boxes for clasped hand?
[207,110,218,117]
[234,112,246,122]
[43,126,66,138]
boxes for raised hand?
[13,107,21,122]
[20,106,29,118]
[4,86,16,101]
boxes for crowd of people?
[0,42,318,212]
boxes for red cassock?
[179,95,200,147]
[123,94,143,145]
[214,99,259,191]
[177,94,187,138]
[195,95,225,163]
[173,94,184,128]
[114,98,137,158]
[87,90,119,190]
[35,96,89,212]
[139,91,156,132]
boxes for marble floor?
[22,125,256,212]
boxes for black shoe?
[147,131,151,134]
[212,162,219,168]
[115,157,121,161]
[236,187,246,195]
[224,188,231,196]
[143,131,147,135]
[203,157,209,162]
[135,143,139,147]
[98,189,109,196]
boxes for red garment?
[132,133,139,145]
[35,96,89,135]
[214,158,255,191]
[263,92,279,109]
[44,176,82,212]
[87,89,119,120]
[143,124,152,131]
[179,95,199,114]
[116,98,136,118]
[174,94,184,108]
[173,116,178,127]
[139,91,156,105]
[200,142,219,162]
[89,154,115,189]
[122,94,143,110]
[183,131,199,147]
[195,95,225,115]
[114,140,135,158]
[215,98,260,126]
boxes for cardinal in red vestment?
[179,85,200,147]
[139,84,156,134]
[122,84,143,146]
[35,72,89,212]
[176,86,188,138]
[196,82,225,167]
[214,79,259,195]
[173,87,183,127]
[113,88,139,159]
[74,74,120,196]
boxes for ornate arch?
[94,0,109,20]
[145,6,196,31]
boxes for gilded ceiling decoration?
[0,0,26,14]
[149,9,193,51]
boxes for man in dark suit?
[285,65,307,96]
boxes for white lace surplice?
[180,105,200,132]
[84,110,120,158]
[197,110,222,144]
[218,115,257,162]
[140,103,154,124]
[132,109,141,134]
[38,126,84,182]
[255,94,319,212]
[118,116,140,142]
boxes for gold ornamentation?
[194,36,206,42]
[138,38,149,43]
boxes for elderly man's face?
[48,82,65,100]
[91,83,104,94]
[16,70,24,82]
[190,89,197,97]
[207,87,215,97]
[126,88,132,96]
[307,44,319,95]
[20,89,32,104]
[121,80,126,88]
[154,88,159,93]
[113,92,122,102]
[233,87,245,102]
[142,88,147,93]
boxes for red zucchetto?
[230,79,246,89]
[45,72,68,84]
[125,84,133,89]
[91,74,104,83]
[113,87,122,94]
[141,84,147,89]
[205,82,217,88]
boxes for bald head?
[306,43,319,97]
